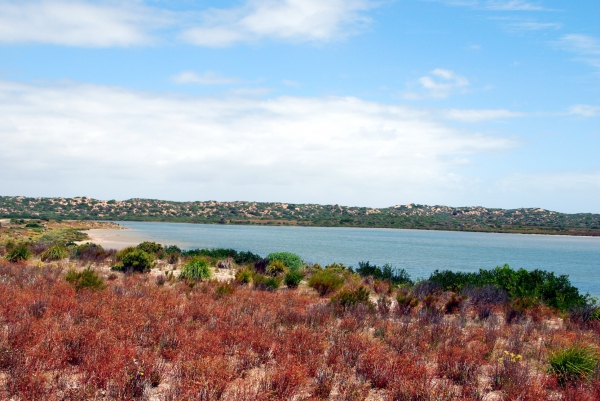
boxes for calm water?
[114,222,600,297]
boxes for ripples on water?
[113,222,600,297]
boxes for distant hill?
[1,196,599,236]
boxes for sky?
[0,0,599,213]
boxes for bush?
[267,260,287,276]
[112,247,154,273]
[284,270,304,289]
[308,269,344,296]
[253,273,281,291]
[356,261,413,285]
[41,245,68,261]
[65,269,105,292]
[254,258,269,274]
[234,250,263,265]
[137,241,163,255]
[215,283,235,298]
[429,264,587,310]
[164,245,181,264]
[412,280,441,299]
[6,244,31,262]
[548,345,599,385]
[235,268,253,285]
[267,252,303,271]
[331,286,371,309]
[71,243,111,262]
[179,258,212,281]
[396,292,419,311]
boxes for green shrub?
[137,241,163,255]
[112,247,154,273]
[308,269,345,296]
[356,261,413,285]
[235,268,253,285]
[164,245,181,264]
[6,244,31,262]
[266,260,287,276]
[324,262,349,272]
[284,270,303,289]
[429,264,587,310]
[215,283,235,298]
[252,273,281,291]
[65,269,105,292]
[41,244,68,261]
[267,252,303,270]
[548,345,599,385]
[71,243,108,261]
[331,286,371,309]
[179,257,212,281]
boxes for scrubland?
[0,239,599,400]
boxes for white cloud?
[504,21,561,32]
[0,79,516,206]
[485,1,547,11]
[0,0,377,48]
[180,0,375,47]
[568,105,600,117]
[442,109,524,122]
[493,171,600,212]
[0,0,165,47]
[405,69,470,99]
[172,71,243,85]
[433,0,550,11]
[555,34,600,70]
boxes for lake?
[99,222,600,297]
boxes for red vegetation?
[0,259,599,400]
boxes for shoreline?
[78,228,147,250]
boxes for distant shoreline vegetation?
[1,196,600,236]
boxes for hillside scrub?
[428,264,589,310]
[0,257,599,400]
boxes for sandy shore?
[78,228,147,250]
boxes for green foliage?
[267,252,303,271]
[179,257,212,281]
[136,241,163,255]
[308,269,345,296]
[65,269,105,291]
[284,270,304,289]
[253,273,281,291]
[25,223,44,228]
[112,247,154,273]
[235,268,253,285]
[331,286,371,309]
[548,345,599,385]
[71,243,108,261]
[215,283,235,298]
[266,260,287,276]
[41,244,68,261]
[6,244,31,262]
[429,264,587,310]
[396,292,419,309]
[356,261,413,285]
[324,262,349,272]
[183,248,262,265]
[234,251,263,265]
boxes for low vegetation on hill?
[2,196,600,235]
[1,235,599,400]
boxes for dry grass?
[0,257,599,400]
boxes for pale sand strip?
[78,229,148,250]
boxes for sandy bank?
[78,229,148,250]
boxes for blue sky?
[0,0,599,212]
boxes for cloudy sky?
[0,0,598,212]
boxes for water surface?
[104,222,600,297]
